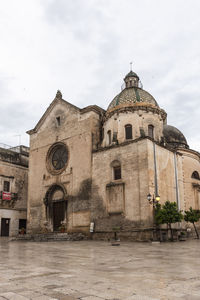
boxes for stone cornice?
[177,147,200,160]
[106,181,125,188]
[80,105,105,116]
[192,183,200,190]
[93,136,188,155]
[105,103,167,121]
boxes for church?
[27,70,200,240]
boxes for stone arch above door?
[43,184,67,231]
[44,184,67,204]
[51,189,64,201]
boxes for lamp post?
[147,193,160,241]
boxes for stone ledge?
[11,232,88,242]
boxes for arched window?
[148,125,154,139]
[125,124,132,140]
[107,130,111,145]
[113,166,121,180]
[192,171,200,180]
[111,160,121,180]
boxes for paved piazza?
[0,239,200,300]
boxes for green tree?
[184,207,200,239]
[155,201,183,241]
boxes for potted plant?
[59,221,67,233]
[179,231,186,241]
[19,227,26,235]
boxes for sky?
[0,0,200,152]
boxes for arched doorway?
[52,188,65,231]
[44,184,67,232]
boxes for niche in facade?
[106,182,124,214]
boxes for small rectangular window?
[113,132,118,142]
[114,166,121,180]
[148,125,154,139]
[3,181,10,192]
[56,116,61,126]
[125,125,132,139]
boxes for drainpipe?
[153,142,158,196]
[174,152,180,210]
[152,142,159,240]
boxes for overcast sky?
[0,0,200,152]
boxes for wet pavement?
[0,238,200,300]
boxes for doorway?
[45,184,67,232]
[19,219,27,233]
[53,201,65,231]
[1,218,10,236]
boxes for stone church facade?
[27,70,200,240]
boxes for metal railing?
[0,144,29,155]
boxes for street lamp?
[147,193,160,205]
[147,193,160,241]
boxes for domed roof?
[124,70,139,79]
[163,125,189,149]
[107,70,159,111]
[107,87,159,111]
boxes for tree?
[184,207,200,239]
[155,201,183,241]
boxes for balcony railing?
[0,192,18,201]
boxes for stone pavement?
[0,238,200,300]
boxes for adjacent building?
[26,70,200,240]
[0,145,29,236]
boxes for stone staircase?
[11,232,88,242]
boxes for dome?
[107,87,159,111]
[107,70,159,111]
[163,125,189,149]
[124,70,139,79]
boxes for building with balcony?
[0,145,29,236]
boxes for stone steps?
[11,232,88,242]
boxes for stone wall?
[180,149,200,210]
[91,139,152,233]
[147,141,180,205]
[0,160,28,210]
[91,138,200,237]
[0,209,26,236]
[102,107,165,147]
[27,99,101,233]
[0,148,28,236]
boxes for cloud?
[0,0,199,152]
